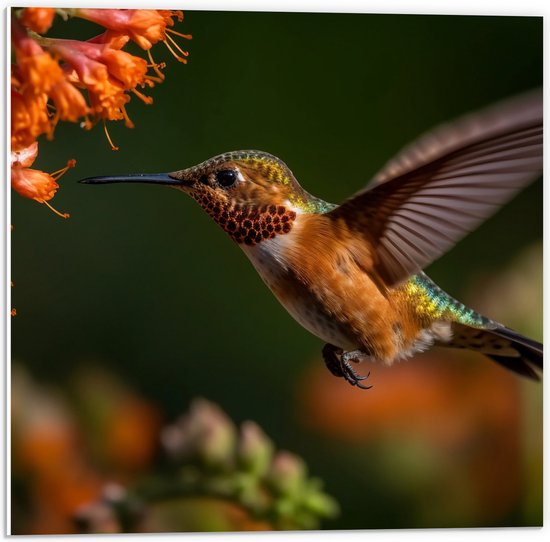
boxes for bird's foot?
[322,344,372,389]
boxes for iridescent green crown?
[197,150,294,186]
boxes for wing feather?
[327,90,542,285]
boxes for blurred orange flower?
[103,396,161,473]
[71,367,162,478]
[298,350,536,525]
[11,366,104,534]
[300,351,520,444]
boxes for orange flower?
[73,9,191,63]
[19,50,63,93]
[99,47,150,90]
[11,87,51,151]
[75,9,178,49]
[58,49,128,121]
[49,77,89,123]
[48,38,150,92]
[10,9,189,158]
[12,19,63,95]
[88,32,130,50]
[46,38,156,126]
[11,149,75,217]
[20,7,56,34]
[12,167,60,201]
[88,76,132,124]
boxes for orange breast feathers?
[278,214,424,363]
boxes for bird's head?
[81,150,319,246]
[171,150,307,208]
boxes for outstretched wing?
[327,90,542,286]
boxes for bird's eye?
[216,169,238,187]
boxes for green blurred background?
[11,11,542,531]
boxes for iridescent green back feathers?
[403,273,492,328]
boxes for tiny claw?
[354,381,373,390]
[341,360,372,389]
[322,344,373,389]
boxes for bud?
[161,398,236,469]
[267,450,307,496]
[237,421,274,477]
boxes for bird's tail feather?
[447,323,543,380]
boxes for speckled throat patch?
[190,191,297,246]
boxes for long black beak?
[79,173,187,186]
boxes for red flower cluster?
[11,7,191,214]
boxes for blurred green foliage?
[11,11,542,531]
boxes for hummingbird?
[82,90,543,389]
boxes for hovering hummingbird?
[82,91,543,388]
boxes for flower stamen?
[165,32,189,60]
[50,158,76,179]
[103,121,119,150]
[120,105,135,129]
[163,36,188,64]
[166,28,192,40]
[146,49,166,80]
[144,75,163,87]
[43,199,70,219]
[131,87,153,104]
